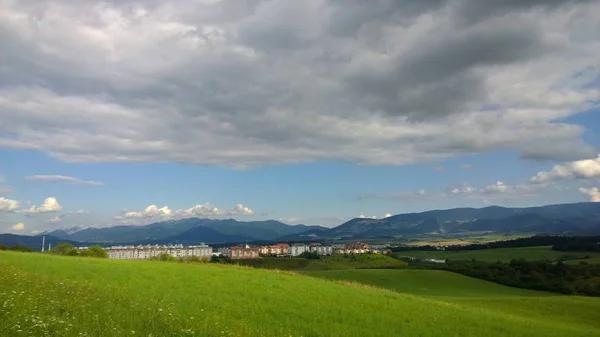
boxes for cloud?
[384,213,392,218]
[0,0,598,168]
[461,164,473,170]
[530,155,600,183]
[579,187,600,202]
[22,197,62,213]
[44,210,88,223]
[226,204,255,216]
[360,181,544,202]
[115,202,254,224]
[121,205,173,219]
[435,166,445,173]
[26,175,104,186]
[0,174,14,193]
[10,222,24,232]
[0,197,20,212]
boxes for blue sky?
[1,0,599,233]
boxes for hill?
[0,233,92,251]
[304,269,600,332]
[1,252,600,336]
[282,202,600,240]
[53,218,325,244]
[135,225,253,245]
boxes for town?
[104,241,393,260]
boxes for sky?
[1,0,600,234]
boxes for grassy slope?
[233,254,408,270]
[566,257,600,265]
[395,246,600,262]
[305,269,600,334]
[0,252,599,337]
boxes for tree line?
[47,243,108,258]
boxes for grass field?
[395,246,600,262]
[305,269,600,334]
[232,254,408,270]
[1,251,600,337]
[566,257,600,265]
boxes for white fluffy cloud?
[115,202,255,223]
[26,175,104,186]
[0,1,598,168]
[10,222,24,232]
[0,197,20,212]
[531,155,600,183]
[579,187,600,202]
[228,204,255,216]
[22,197,62,213]
[123,205,173,219]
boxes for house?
[260,243,290,256]
[229,244,260,260]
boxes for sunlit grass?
[1,251,600,336]
[305,269,600,334]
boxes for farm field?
[305,269,600,334]
[395,246,600,262]
[1,251,600,337]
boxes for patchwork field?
[1,251,600,336]
[395,246,600,262]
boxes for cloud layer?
[115,203,255,224]
[0,0,598,168]
[26,175,104,186]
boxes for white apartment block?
[310,245,333,256]
[106,244,212,260]
[288,244,310,256]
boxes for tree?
[51,243,79,256]
[151,252,176,262]
[80,245,108,258]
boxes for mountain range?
[43,218,326,244]
[279,202,600,241]
[3,202,600,250]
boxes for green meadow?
[2,251,600,337]
[395,245,600,262]
[233,253,408,270]
[305,269,600,333]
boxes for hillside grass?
[232,253,408,271]
[0,251,599,336]
[305,269,600,333]
[395,246,600,262]
[566,257,600,265]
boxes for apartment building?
[106,244,212,260]
[229,244,260,260]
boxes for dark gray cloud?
[0,0,598,167]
